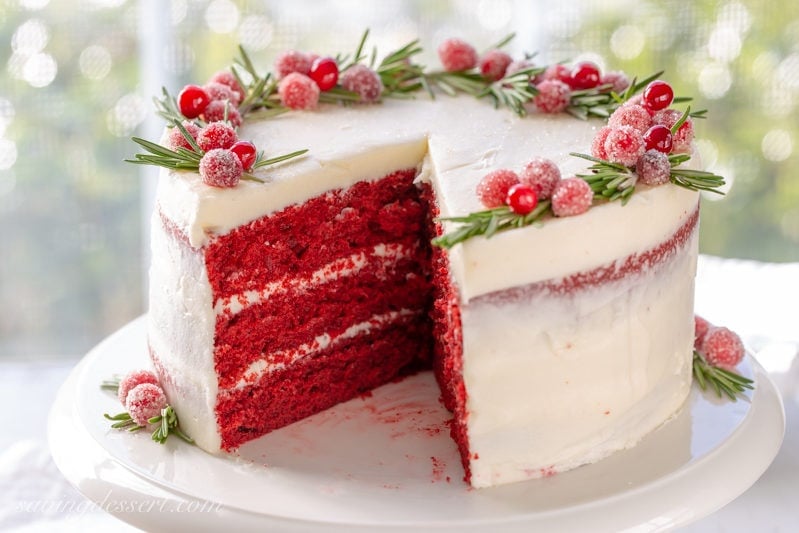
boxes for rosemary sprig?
[432,200,551,249]
[233,45,280,115]
[566,71,662,120]
[692,350,754,401]
[479,66,542,116]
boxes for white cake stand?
[49,316,784,532]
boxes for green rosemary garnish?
[432,201,551,249]
[692,350,754,401]
[125,120,307,182]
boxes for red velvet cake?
[141,35,727,488]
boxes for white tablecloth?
[2,255,797,532]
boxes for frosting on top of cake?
[156,95,699,300]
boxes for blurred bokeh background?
[1,0,798,359]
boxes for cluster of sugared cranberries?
[168,120,258,188]
[694,316,746,370]
[340,64,383,103]
[437,38,479,72]
[118,369,168,427]
[590,79,696,186]
[274,50,343,107]
[532,61,630,114]
[177,69,245,125]
[475,158,593,217]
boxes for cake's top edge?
[134,31,725,252]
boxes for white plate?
[49,316,785,532]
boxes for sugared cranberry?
[479,49,513,81]
[604,125,645,166]
[600,70,630,94]
[570,61,601,90]
[203,81,240,106]
[438,38,478,72]
[199,148,243,188]
[230,140,257,171]
[125,383,167,427]
[339,64,383,103]
[643,80,674,112]
[309,56,339,91]
[701,327,745,369]
[506,183,539,215]
[636,149,671,186]
[117,370,160,406]
[520,157,561,200]
[177,84,210,119]
[196,121,237,152]
[533,79,571,113]
[166,121,201,152]
[274,50,312,79]
[608,104,652,133]
[551,177,593,217]
[542,64,572,85]
[695,315,712,349]
[201,100,242,127]
[643,124,673,153]
[278,72,321,110]
[476,169,520,208]
[591,126,613,160]
[208,70,245,103]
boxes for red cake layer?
[199,169,435,450]
[421,184,471,482]
[204,169,425,301]
[213,255,431,388]
[216,316,432,450]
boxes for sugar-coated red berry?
[117,370,160,406]
[126,383,168,427]
[203,81,240,105]
[506,183,539,215]
[340,64,383,103]
[208,70,245,103]
[201,100,242,127]
[520,157,561,200]
[196,121,238,151]
[653,109,694,153]
[309,56,339,91]
[178,84,210,119]
[701,326,745,369]
[600,70,630,94]
[542,64,572,85]
[476,169,520,208]
[604,125,645,166]
[479,49,513,81]
[695,315,712,349]
[438,38,478,72]
[551,177,593,217]
[608,104,652,134]
[643,124,674,153]
[199,148,243,188]
[230,140,257,171]
[274,50,311,79]
[570,61,601,90]
[166,121,201,152]
[591,126,612,160]
[636,149,671,186]
[534,79,571,113]
[278,72,320,110]
[643,80,674,112]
